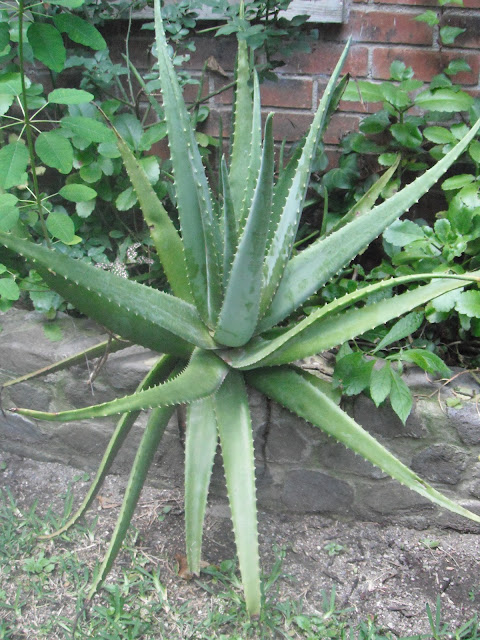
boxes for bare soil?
[1,452,480,638]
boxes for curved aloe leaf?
[185,397,218,574]
[260,115,480,331]
[229,34,254,222]
[214,114,275,347]
[258,39,351,319]
[154,0,222,326]
[115,135,193,303]
[87,383,180,600]
[11,349,228,421]
[1,338,130,389]
[40,355,179,539]
[220,155,237,284]
[0,231,216,355]
[247,366,480,523]
[215,371,261,617]
[226,272,480,369]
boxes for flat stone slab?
[1,308,480,529]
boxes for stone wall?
[1,308,480,530]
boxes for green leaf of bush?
[0,23,10,51]
[48,0,85,7]
[46,211,76,243]
[0,72,23,96]
[0,277,20,301]
[35,131,73,174]
[455,290,480,318]
[396,349,451,377]
[370,362,392,407]
[384,220,425,247]
[59,184,97,202]
[390,123,422,149]
[27,23,66,72]
[442,174,475,190]
[389,369,412,424]
[415,88,473,112]
[334,352,375,396]
[48,88,94,104]
[0,142,29,189]
[61,116,115,144]
[53,14,106,50]
[0,194,19,232]
[373,311,424,353]
[423,126,455,144]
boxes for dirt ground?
[1,452,480,638]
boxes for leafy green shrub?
[2,0,480,618]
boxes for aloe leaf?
[229,35,254,221]
[1,338,130,389]
[0,232,215,355]
[214,115,275,347]
[326,156,400,237]
[115,134,192,302]
[87,384,180,600]
[11,349,228,421]
[219,155,237,285]
[185,397,218,574]
[226,272,480,369]
[247,366,480,524]
[260,115,480,331]
[215,371,261,616]
[259,40,351,319]
[40,355,179,539]
[153,0,222,326]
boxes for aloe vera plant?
[2,0,480,616]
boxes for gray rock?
[411,444,467,485]
[282,469,354,513]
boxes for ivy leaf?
[116,187,138,211]
[389,369,412,424]
[0,142,29,189]
[440,26,466,45]
[27,23,66,72]
[46,211,76,244]
[35,131,73,174]
[455,290,480,318]
[373,311,424,353]
[333,352,375,396]
[415,10,439,26]
[445,59,471,76]
[53,14,106,50]
[48,88,94,104]
[59,184,97,202]
[395,349,451,377]
[370,362,392,407]
[415,89,473,112]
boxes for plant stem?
[18,0,50,246]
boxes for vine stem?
[18,0,50,246]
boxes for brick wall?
[109,0,480,160]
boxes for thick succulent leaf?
[247,366,480,523]
[219,155,237,285]
[326,156,400,237]
[115,134,192,302]
[0,232,215,355]
[214,115,275,347]
[10,349,228,421]
[1,338,130,389]
[185,397,218,574]
[154,0,222,326]
[215,371,261,616]
[260,115,480,331]
[40,355,179,539]
[228,36,254,221]
[87,391,179,599]
[236,72,263,230]
[259,40,351,320]
[225,272,480,369]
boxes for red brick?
[278,43,369,77]
[439,12,480,49]
[349,9,433,45]
[323,113,362,145]
[372,47,479,84]
[373,0,437,5]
